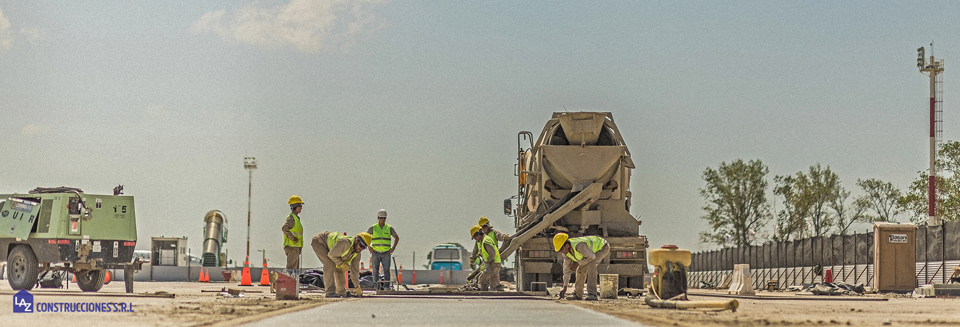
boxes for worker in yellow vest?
[554,233,610,301]
[281,196,305,270]
[366,209,399,290]
[471,225,504,291]
[469,216,510,269]
[310,231,372,298]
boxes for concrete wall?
[11,264,474,286]
[107,265,472,285]
[104,265,267,283]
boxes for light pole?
[244,157,257,264]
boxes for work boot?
[566,294,583,300]
[325,293,341,298]
[344,292,358,298]
[495,285,505,292]
[585,294,598,301]
[480,285,490,291]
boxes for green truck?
[1,187,140,292]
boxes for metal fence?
[687,221,960,290]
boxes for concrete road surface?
[243,297,646,326]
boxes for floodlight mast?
[918,46,944,225]
[244,157,257,263]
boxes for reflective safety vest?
[371,223,393,252]
[480,233,501,264]
[565,236,606,262]
[327,233,358,264]
[283,213,303,248]
[485,230,498,246]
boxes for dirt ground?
[4,281,959,326]
[567,290,960,327]
[0,281,342,326]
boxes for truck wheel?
[76,269,106,292]
[7,245,39,290]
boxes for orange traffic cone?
[204,269,210,283]
[198,268,205,282]
[240,257,252,286]
[72,273,76,282]
[259,258,270,286]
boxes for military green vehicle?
[1,187,140,292]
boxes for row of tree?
[699,141,960,248]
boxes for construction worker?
[281,195,305,270]
[471,225,504,291]
[554,233,610,301]
[366,209,399,290]
[310,231,372,298]
[469,216,510,269]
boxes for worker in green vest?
[310,231,372,298]
[553,233,610,301]
[471,225,504,291]
[366,209,399,290]
[281,195,305,270]
[469,216,510,269]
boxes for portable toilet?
[872,223,917,292]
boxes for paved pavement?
[243,297,646,326]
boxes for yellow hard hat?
[553,233,569,252]
[470,225,482,238]
[288,195,304,205]
[356,232,372,249]
[478,216,490,227]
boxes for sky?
[1,1,959,269]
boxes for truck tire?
[7,245,39,290]
[76,269,106,292]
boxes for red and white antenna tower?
[917,45,944,225]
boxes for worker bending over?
[470,217,510,269]
[281,196,305,271]
[471,225,504,291]
[367,209,399,289]
[554,233,610,301]
[311,231,372,298]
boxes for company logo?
[889,234,908,244]
[13,289,33,313]
[11,289,135,313]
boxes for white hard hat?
[377,209,388,218]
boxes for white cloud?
[0,7,13,53]
[190,0,387,53]
[22,124,48,136]
[20,26,46,45]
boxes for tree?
[830,187,868,235]
[805,164,840,236]
[773,164,840,239]
[699,159,772,248]
[856,178,902,223]
[773,174,809,241]
[899,141,960,224]
[899,173,959,224]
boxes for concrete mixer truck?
[502,112,648,291]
